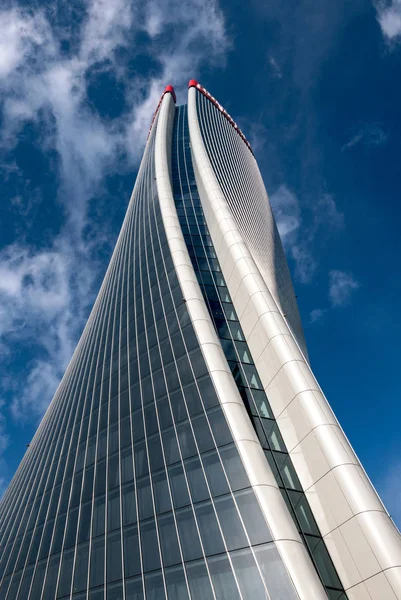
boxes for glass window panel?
[228,322,244,341]
[145,571,166,600]
[51,513,67,555]
[91,492,106,536]
[165,565,190,600]
[185,455,209,503]
[39,518,54,559]
[192,414,214,453]
[95,459,107,496]
[156,397,172,429]
[280,459,302,491]
[86,436,96,466]
[108,488,121,532]
[71,471,83,507]
[196,377,219,410]
[140,519,161,573]
[186,559,214,600]
[195,501,225,556]
[208,554,241,600]
[89,586,105,599]
[57,548,74,597]
[230,547,266,598]
[43,554,60,597]
[266,423,286,452]
[137,477,153,520]
[108,453,120,490]
[158,512,181,567]
[134,442,149,477]
[121,446,134,483]
[310,540,342,590]
[107,530,122,583]
[97,429,108,461]
[132,414,144,443]
[219,445,249,491]
[152,471,171,515]
[123,525,141,578]
[73,542,89,593]
[78,501,92,543]
[6,570,22,599]
[177,421,197,459]
[65,507,79,548]
[235,489,272,545]
[289,492,320,536]
[253,543,298,599]
[220,338,238,362]
[125,576,143,600]
[16,565,34,600]
[30,559,47,599]
[189,349,208,378]
[208,408,232,447]
[90,536,105,588]
[120,416,132,450]
[203,450,229,497]
[168,463,190,509]
[176,506,203,562]
[247,389,271,419]
[122,482,137,526]
[182,382,202,416]
[161,429,180,465]
[144,405,158,436]
[107,580,124,600]
[147,435,164,472]
[170,388,187,422]
[214,495,248,551]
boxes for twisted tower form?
[1,82,400,600]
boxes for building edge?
[187,83,401,599]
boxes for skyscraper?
[0,80,400,600]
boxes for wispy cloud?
[309,308,326,324]
[375,0,401,43]
[342,124,388,151]
[329,270,360,306]
[0,0,229,432]
[270,185,344,284]
[267,55,283,79]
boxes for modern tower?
[0,81,400,600]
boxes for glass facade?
[172,104,346,600]
[0,101,303,599]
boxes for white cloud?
[270,185,343,284]
[268,55,283,79]
[376,0,401,42]
[0,0,229,430]
[342,124,388,151]
[313,194,344,229]
[309,308,326,323]
[270,185,301,241]
[329,270,360,306]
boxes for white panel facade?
[188,83,401,599]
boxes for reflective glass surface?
[0,102,293,600]
[177,101,346,598]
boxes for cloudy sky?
[1,0,400,525]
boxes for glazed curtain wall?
[194,91,308,360]
[2,105,291,600]
[172,104,346,600]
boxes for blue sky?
[1,0,400,525]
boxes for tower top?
[164,85,176,103]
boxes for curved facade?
[0,82,400,600]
